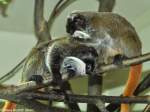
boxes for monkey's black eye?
[86,64,92,72]
[73,15,86,28]
[83,59,95,73]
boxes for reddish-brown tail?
[2,101,16,112]
[121,64,142,112]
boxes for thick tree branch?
[95,52,150,74]
[34,0,51,42]
[106,72,150,111]
[0,83,149,111]
[48,0,76,33]
[14,78,53,94]
[16,92,150,104]
[143,104,150,112]
[97,0,116,12]
[0,86,66,112]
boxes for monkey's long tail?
[2,101,16,112]
[121,64,142,112]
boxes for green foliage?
[0,0,12,17]
[0,0,11,5]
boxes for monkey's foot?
[29,75,43,84]
[113,54,128,65]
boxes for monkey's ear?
[28,75,43,84]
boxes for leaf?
[0,0,13,17]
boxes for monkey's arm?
[2,48,46,112]
[21,48,46,83]
[48,46,81,112]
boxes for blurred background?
[0,0,150,111]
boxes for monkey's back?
[78,12,142,58]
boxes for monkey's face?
[60,57,86,80]
[66,11,97,40]
[66,12,87,35]
[60,56,95,80]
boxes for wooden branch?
[17,92,150,104]
[0,84,66,112]
[95,52,150,74]
[34,0,51,42]
[0,83,149,111]
[0,83,67,112]
[68,95,150,104]
[97,0,116,12]
[143,104,150,112]
[106,72,150,111]
[134,73,150,95]
[15,78,53,94]
[48,0,76,33]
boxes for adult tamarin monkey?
[2,37,98,112]
[20,37,97,84]
[66,11,142,112]
[23,37,98,112]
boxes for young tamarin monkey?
[2,37,98,112]
[66,11,142,112]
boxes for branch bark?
[95,52,150,74]
[16,92,150,104]
[106,71,150,111]
[97,0,116,12]
[34,0,51,42]
[48,0,76,33]
[143,104,150,112]
[0,86,66,112]
[14,78,53,94]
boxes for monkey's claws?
[29,75,43,84]
[113,54,128,65]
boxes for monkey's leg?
[87,74,103,112]
[61,81,81,112]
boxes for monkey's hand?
[113,54,128,65]
[29,75,43,84]
[73,30,90,39]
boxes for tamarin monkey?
[66,11,142,112]
[24,37,97,112]
[21,37,97,84]
[2,37,97,112]
[1,0,115,111]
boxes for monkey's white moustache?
[73,30,90,39]
[61,56,86,77]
